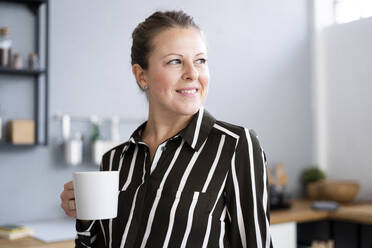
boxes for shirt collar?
[179,107,216,151]
[129,121,147,144]
[127,106,216,152]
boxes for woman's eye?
[195,58,207,64]
[167,59,181,65]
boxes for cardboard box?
[6,120,35,144]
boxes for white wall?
[321,17,372,200]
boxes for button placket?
[149,142,167,174]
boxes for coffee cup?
[73,171,119,220]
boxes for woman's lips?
[176,88,198,96]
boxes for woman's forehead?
[151,27,207,57]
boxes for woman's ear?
[132,64,148,90]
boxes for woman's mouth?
[176,88,198,96]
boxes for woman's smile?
[175,87,199,97]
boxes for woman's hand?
[60,180,76,218]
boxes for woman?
[61,10,273,248]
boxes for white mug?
[73,171,119,220]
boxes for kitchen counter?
[330,203,372,225]
[271,199,329,224]
[0,237,74,248]
[1,199,372,248]
[271,199,372,225]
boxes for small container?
[64,132,83,166]
[6,120,35,144]
[28,53,39,70]
[0,27,12,67]
[12,53,23,69]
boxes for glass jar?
[0,27,12,67]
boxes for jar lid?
[0,27,9,36]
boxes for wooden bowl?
[307,180,360,203]
[321,180,360,203]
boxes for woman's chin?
[171,103,202,116]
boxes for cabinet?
[271,199,372,248]
[271,222,297,248]
[297,220,372,248]
[0,0,49,147]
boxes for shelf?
[0,0,47,15]
[0,0,47,5]
[0,143,37,148]
[0,0,49,147]
[0,67,46,76]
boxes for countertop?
[271,199,372,225]
[1,199,372,247]
[0,237,74,248]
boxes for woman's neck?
[142,107,193,146]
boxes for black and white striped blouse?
[75,107,273,248]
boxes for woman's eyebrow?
[162,52,206,58]
[163,53,183,58]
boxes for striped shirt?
[75,107,273,248]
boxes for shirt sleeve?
[75,220,100,247]
[225,128,273,248]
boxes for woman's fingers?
[68,199,76,210]
[64,180,74,190]
[65,199,77,218]
[60,180,76,218]
[60,188,75,201]
[61,198,77,218]
[62,204,77,218]
[69,210,77,218]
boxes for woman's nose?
[182,62,198,81]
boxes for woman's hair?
[131,10,200,70]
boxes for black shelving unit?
[0,143,37,149]
[0,67,46,76]
[0,0,49,147]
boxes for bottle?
[0,27,12,67]
[28,53,39,70]
[90,116,103,165]
[12,53,23,69]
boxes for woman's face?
[143,27,209,117]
